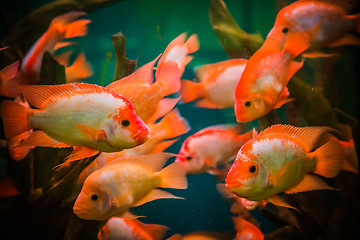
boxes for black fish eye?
[91,194,98,201]
[186,156,192,161]
[122,120,130,127]
[245,101,251,107]
[282,27,288,33]
[249,165,256,173]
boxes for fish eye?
[249,165,256,173]
[91,194,98,201]
[186,156,192,161]
[121,120,130,127]
[282,27,288,33]
[244,101,251,107]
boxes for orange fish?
[97,217,168,240]
[20,11,90,84]
[77,108,190,183]
[7,96,34,161]
[0,60,20,98]
[0,83,149,161]
[155,33,199,80]
[107,56,181,124]
[54,51,93,83]
[225,124,344,209]
[234,32,310,123]
[175,125,253,175]
[180,58,248,109]
[73,153,187,220]
[266,1,360,57]
[232,217,264,240]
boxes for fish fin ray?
[0,100,31,138]
[180,80,204,103]
[75,123,106,142]
[22,130,72,148]
[285,174,335,194]
[147,97,180,124]
[314,140,345,178]
[160,162,188,189]
[268,195,300,212]
[133,189,183,207]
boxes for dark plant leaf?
[38,51,67,85]
[111,32,137,81]
[209,0,264,59]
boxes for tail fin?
[180,80,203,103]
[0,100,31,138]
[50,11,90,39]
[65,52,93,83]
[0,61,20,97]
[159,162,188,189]
[156,60,181,97]
[184,34,200,54]
[64,19,91,38]
[157,108,190,139]
[314,140,345,178]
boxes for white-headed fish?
[73,153,187,220]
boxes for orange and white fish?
[0,83,149,161]
[225,124,344,209]
[77,108,190,183]
[234,32,310,123]
[175,125,253,175]
[180,58,248,109]
[7,96,34,161]
[232,217,264,240]
[73,153,187,220]
[54,51,93,83]
[97,217,168,240]
[266,1,360,57]
[0,60,20,98]
[155,33,199,79]
[107,56,181,124]
[20,11,90,84]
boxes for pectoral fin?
[285,174,335,194]
[273,87,295,109]
[133,189,183,207]
[76,123,106,142]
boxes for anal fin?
[132,189,183,207]
[268,195,300,212]
[22,130,72,148]
[285,174,335,194]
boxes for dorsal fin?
[258,124,335,151]
[19,83,109,108]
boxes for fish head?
[175,150,206,174]
[73,175,112,220]
[234,94,266,123]
[225,146,268,199]
[103,98,150,150]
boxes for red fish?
[20,11,90,84]
[234,32,310,123]
[0,61,20,98]
[181,58,248,108]
[175,124,253,175]
[225,124,344,209]
[1,83,149,161]
[232,217,264,240]
[97,217,168,240]
[266,1,360,57]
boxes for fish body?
[267,1,360,54]
[97,217,168,240]
[20,11,90,84]
[73,153,187,220]
[175,125,253,174]
[107,56,180,124]
[1,83,149,154]
[225,125,344,203]
[181,58,248,108]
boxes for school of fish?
[0,0,359,239]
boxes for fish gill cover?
[0,0,359,239]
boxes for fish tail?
[0,61,20,98]
[184,34,200,54]
[66,52,93,83]
[0,100,31,138]
[314,140,345,178]
[63,19,91,38]
[50,11,89,38]
[180,80,203,103]
[158,108,190,139]
[156,60,181,96]
[159,162,188,189]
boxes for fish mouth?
[224,182,241,189]
[133,128,150,145]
